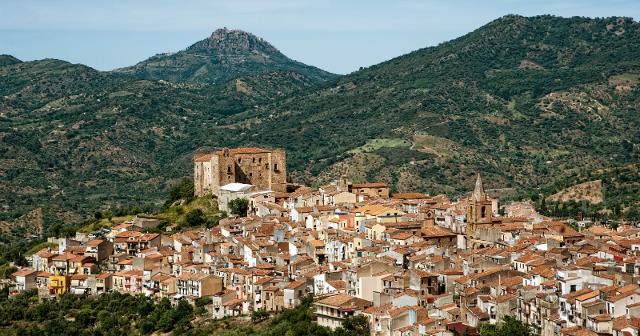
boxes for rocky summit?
[189,28,281,54]
[113,28,337,84]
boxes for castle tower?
[194,147,287,197]
[466,173,493,239]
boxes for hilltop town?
[3,147,640,336]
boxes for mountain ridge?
[226,14,639,199]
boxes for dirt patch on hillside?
[546,180,603,204]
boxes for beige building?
[176,273,223,299]
[194,147,287,197]
[314,294,372,330]
[84,239,113,262]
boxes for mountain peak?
[209,27,250,40]
[0,54,22,67]
[112,28,336,84]
[187,27,279,54]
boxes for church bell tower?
[466,173,493,238]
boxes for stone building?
[194,147,287,197]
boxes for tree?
[479,316,530,336]
[0,264,17,279]
[184,209,206,227]
[498,316,531,336]
[228,198,249,217]
[338,315,370,336]
[251,308,268,322]
[627,206,640,222]
[195,296,212,307]
[168,178,194,205]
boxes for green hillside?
[1,15,639,233]
[0,57,327,233]
[228,15,640,199]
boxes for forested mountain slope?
[1,15,639,233]
[229,15,640,202]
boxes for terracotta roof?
[421,225,455,237]
[315,294,372,310]
[34,248,57,258]
[177,273,211,281]
[327,280,347,290]
[392,192,429,199]
[12,268,37,277]
[352,182,388,189]
[194,154,214,162]
[560,326,598,336]
[285,280,306,289]
[86,239,105,247]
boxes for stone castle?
[193,147,287,197]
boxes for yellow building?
[49,274,70,295]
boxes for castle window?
[481,206,486,218]
[259,158,262,163]
[249,173,253,177]
[265,164,269,169]
[274,163,279,171]
[252,157,256,163]
[227,166,232,174]
[238,158,242,163]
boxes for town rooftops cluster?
[5,148,640,336]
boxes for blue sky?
[1,0,638,74]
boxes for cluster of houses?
[6,147,640,336]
